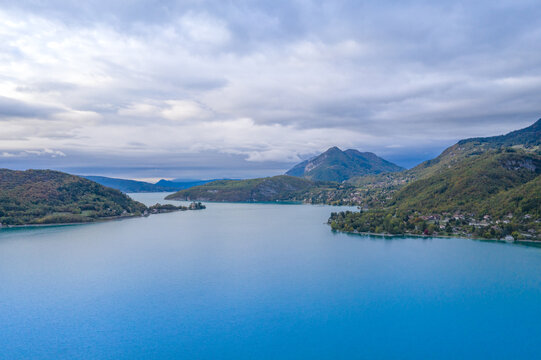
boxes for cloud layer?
[1,0,540,177]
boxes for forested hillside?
[0,169,147,225]
[329,150,540,241]
[328,119,541,241]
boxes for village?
[407,212,540,241]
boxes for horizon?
[2,117,538,181]
[1,1,541,179]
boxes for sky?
[1,0,540,181]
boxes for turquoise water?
[1,193,541,359]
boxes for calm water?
[1,193,541,359]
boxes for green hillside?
[286,146,403,182]
[166,175,315,202]
[329,150,541,241]
[390,150,540,215]
[345,118,541,207]
[410,118,540,179]
[487,175,541,219]
[0,169,147,225]
[458,118,540,148]
[166,175,370,205]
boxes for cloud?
[178,12,231,46]
[0,1,540,176]
[0,96,58,118]
[0,148,66,158]
[161,100,212,121]
[117,102,163,118]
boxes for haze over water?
[0,193,540,359]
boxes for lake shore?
[0,214,143,229]
[0,201,207,230]
[331,228,541,244]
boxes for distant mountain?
[155,179,212,190]
[83,176,167,192]
[0,170,147,225]
[83,176,213,193]
[286,146,404,182]
[166,175,315,202]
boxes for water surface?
[1,193,540,359]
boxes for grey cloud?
[0,96,58,118]
[1,0,540,176]
[15,81,78,94]
[0,148,289,179]
[178,78,228,91]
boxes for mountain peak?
[321,146,343,156]
[286,147,403,182]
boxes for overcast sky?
[1,0,540,180]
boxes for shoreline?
[166,198,304,204]
[0,207,195,230]
[0,214,143,230]
[166,198,358,206]
[332,228,541,244]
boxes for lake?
[1,193,540,359]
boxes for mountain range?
[167,118,540,240]
[167,146,404,202]
[82,176,214,193]
[1,118,539,240]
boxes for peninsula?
[0,169,205,227]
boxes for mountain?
[286,146,404,182]
[389,150,541,217]
[328,119,541,241]
[165,175,315,202]
[329,149,541,240]
[458,118,540,148]
[168,120,540,208]
[154,179,213,190]
[83,176,167,192]
[83,176,213,193]
[410,118,541,178]
[345,118,541,205]
[0,170,147,225]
